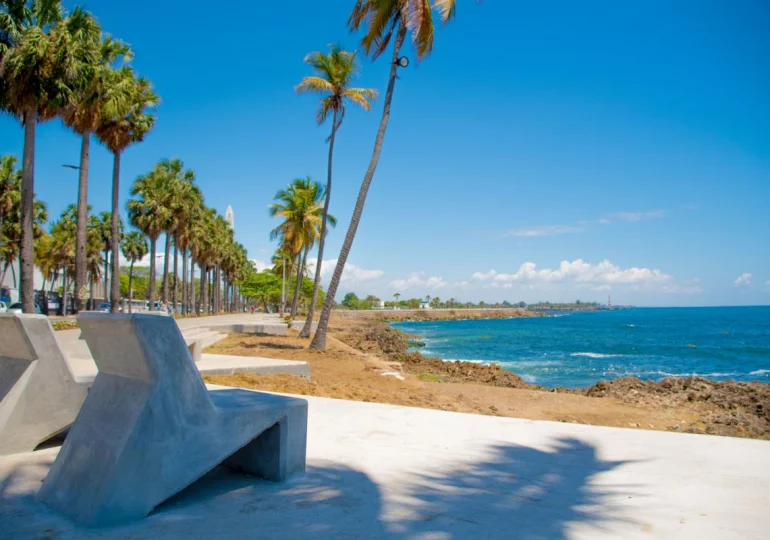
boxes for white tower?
[225,205,234,231]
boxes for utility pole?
[281,257,286,316]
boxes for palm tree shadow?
[153,436,636,539]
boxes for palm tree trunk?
[301,109,338,337]
[110,152,122,313]
[199,263,207,315]
[291,248,307,317]
[172,238,179,315]
[148,236,157,309]
[128,260,134,313]
[190,256,196,315]
[103,248,109,304]
[20,108,37,313]
[74,131,90,313]
[310,26,407,349]
[162,233,171,302]
[88,276,94,311]
[181,243,187,315]
[0,261,8,287]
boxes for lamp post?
[61,165,81,313]
[281,257,286,316]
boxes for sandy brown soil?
[202,315,737,437]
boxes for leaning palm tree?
[63,34,132,312]
[120,230,148,312]
[310,0,458,349]
[96,70,158,312]
[127,167,170,309]
[0,3,101,312]
[296,45,376,337]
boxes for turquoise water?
[392,307,770,389]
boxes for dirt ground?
[203,316,724,437]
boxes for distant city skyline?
[1,1,768,306]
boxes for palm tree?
[127,166,170,309]
[150,159,195,305]
[0,2,101,312]
[170,170,201,315]
[310,0,458,349]
[94,211,123,305]
[120,230,147,312]
[96,71,158,312]
[296,45,376,337]
[0,164,46,286]
[63,34,132,312]
[269,178,335,317]
[393,292,400,307]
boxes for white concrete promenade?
[1,388,768,539]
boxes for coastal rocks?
[397,352,532,390]
[582,376,770,439]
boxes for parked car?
[96,303,111,313]
[7,303,42,314]
[0,301,6,313]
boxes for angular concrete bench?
[0,314,90,456]
[38,313,308,527]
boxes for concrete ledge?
[207,323,288,336]
[198,354,310,380]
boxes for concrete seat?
[0,314,90,456]
[38,313,308,527]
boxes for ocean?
[391,306,770,389]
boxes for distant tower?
[225,205,234,231]
[608,295,612,309]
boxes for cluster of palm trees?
[269,178,335,318]
[1,0,157,313]
[128,158,252,315]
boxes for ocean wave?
[626,370,742,379]
[750,369,770,376]
[441,358,488,364]
[570,352,625,359]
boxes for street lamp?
[395,56,409,68]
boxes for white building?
[225,205,235,231]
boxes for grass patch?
[417,373,443,383]
[53,320,79,331]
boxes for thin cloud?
[734,273,752,287]
[505,224,585,237]
[471,259,672,285]
[601,210,665,224]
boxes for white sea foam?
[570,352,624,359]
[750,369,770,376]
[632,370,741,378]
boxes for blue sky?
[1,1,768,306]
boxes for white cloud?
[765,281,770,291]
[505,224,585,237]
[471,259,672,285]
[390,272,448,292]
[734,273,752,287]
[308,258,384,284]
[250,259,271,273]
[603,210,665,223]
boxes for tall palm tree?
[0,2,101,312]
[296,45,376,337]
[94,210,123,304]
[151,158,195,305]
[120,230,147,313]
[170,170,201,315]
[269,178,335,317]
[96,71,158,312]
[63,34,132,312]
[127,166,170,309]
[311,0,458,349]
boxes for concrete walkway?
[1,388,768,539]
[54,313,308,381]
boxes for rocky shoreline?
[331,307,545,323]
[336,320,770,439]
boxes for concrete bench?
[38,313,308,527]
[0,314,90,456]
